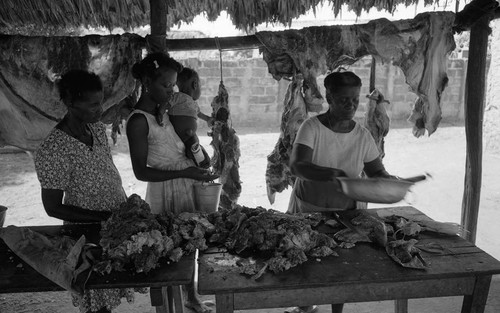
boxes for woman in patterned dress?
[126,52,218,313]
[34,69,143,313]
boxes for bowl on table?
[337,175,428,204]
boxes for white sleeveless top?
[127,110,197,214]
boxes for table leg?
[394,299,408,313]
[331,303,344,313]
[151,286,171,313]
[171,285,184,313]
[167,287,175,312]
[215,293,234,313]
[461,275,492,313]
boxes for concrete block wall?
[172,53,470,130]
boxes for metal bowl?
[337,177,415,204]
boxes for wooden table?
[0,223,194,313]
[197,206,500,313]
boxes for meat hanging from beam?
[364,89,391,158]
[255,11,456,137]
[209,82,242,209]
[266,74,310,204]
[0,34,145,150]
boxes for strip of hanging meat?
[265,74,309,204]
[364,89,390,158]
[256,11,456,137]
[209,82,242,209]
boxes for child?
[168,67,213,168]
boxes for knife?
[332,212,370,241]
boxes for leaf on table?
[386,238,428,270]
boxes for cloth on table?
[0,226,90,295]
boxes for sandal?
[185,300,214,313]
[285,305,319,313]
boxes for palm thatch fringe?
[0,0,442,35]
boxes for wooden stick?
[166,35,262,51]
[149,0,168,52]
[460,14,490,243]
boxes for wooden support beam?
[460,15,490,244]
[452,0,498,33]
[148,0,168,52]
[165,35,263,51]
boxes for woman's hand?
[183,167,220,181]
[329,168,347,180]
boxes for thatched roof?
[0,0,441,35]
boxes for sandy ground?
[1,126,500,312]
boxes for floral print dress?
[35,122,145,313]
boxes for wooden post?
[460,15,491,243]
[148,0,168,53]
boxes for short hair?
[324,71,362,94]
[177,67,198,85]
[131,52,183,81]
[57,69,102,104]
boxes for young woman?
[34,69,143,313]
[127,52,217,313]
[289,71,396,213]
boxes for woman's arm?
[363,157,393,178]
[41,188,110,223]
[126,114,217,182]
[289,143,346,181]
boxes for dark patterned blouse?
[35,122,126,212]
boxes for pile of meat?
[206,205,338,278]
[256,11,456,137]
[96,194,215,274]
[209,82,242,209]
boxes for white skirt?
[145,159,197,215]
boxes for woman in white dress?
[286,71,396,313]
[126,52,217,313]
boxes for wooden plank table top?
[0,223,195,294]
[197,206,500,313]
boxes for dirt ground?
[1,126,500,312]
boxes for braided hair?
[131,52,183,82]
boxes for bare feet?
[184,299,215,313]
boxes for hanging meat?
[364,89,390,158]
[209,82,242,210]
[256,11,456,137]
[265,74,309,204]
[0,34,144,150]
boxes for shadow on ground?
[0,151,35,188]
